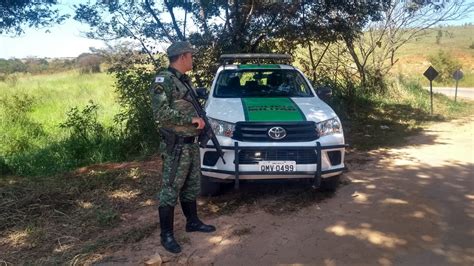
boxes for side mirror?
[316,86,332,101]
[196,87,209,100]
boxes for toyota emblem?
[268,127,287,140]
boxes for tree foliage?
[77,53,102,74]
[0,0,69,35]
[70,0,392,150]
[106,47,167,155]
[0,58,27,74]
[428,50,462,83]
[73,0,392,86]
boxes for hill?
[393,25,474,87]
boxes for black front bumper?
[201,141,348,189]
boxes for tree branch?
[197,0,209,34]
[163,0,185,41]
[314,42,331,71]
[144,0,173,42]
[250,34,266,52]
[243,0,255,31]
[115,11,158,67]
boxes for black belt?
[179,136,197,144]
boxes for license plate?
[258,161,296,172]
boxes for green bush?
[0,156,11,175]
[59,101,106,160]
[0,95,45,156]
[0,98,125,176]
[108,52,165,156]
[60,101,104,145]
[428,50,462,83]
[58,101,126,166]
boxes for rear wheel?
[200,175,222,196]
[320,175,341,192]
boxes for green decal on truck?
[241,98,306,121]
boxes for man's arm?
[149,81,194,128]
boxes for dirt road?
[102,117,473,265]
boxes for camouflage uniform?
[150,67,201,207]
[153,41,215,255]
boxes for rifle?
[181,78,226,164]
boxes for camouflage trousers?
[158,143,201,207]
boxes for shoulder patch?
[155,76,165,83]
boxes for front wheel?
[320,175,341,192]
[200,175,222,196]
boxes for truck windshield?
[213,69,314,98]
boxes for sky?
[0,1,473,59]
[0,1,107,59]
[0,19,105,59]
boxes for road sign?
[453,69,463,81]
[423,66,439,115]
[424,66,439,81]
[453,69,463,102]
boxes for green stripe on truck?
[241,97,306,121]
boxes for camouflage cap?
[167,41,196,57]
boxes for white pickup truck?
[198,54,347,195]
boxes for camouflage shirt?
[150,67,199,136]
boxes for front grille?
[238,149,317,164]
[233,122,318,142]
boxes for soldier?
[150,41,216,254]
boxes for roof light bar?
[220,53,292,64]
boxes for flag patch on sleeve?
[155,76,165,83]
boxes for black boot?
[181,201,216,233]
[158,206,181,253]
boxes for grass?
[402,73,474,90]
[0,71,123,176]
[396,25,474,61]
[0,70,119,136]
[0,163,161,264]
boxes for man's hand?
[192,117,205,129]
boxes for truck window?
[214,69,314,98]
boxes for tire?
[200,175,222,196]
[320,175,341,192]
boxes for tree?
[0,0,69,35]
[71,1,394,151]
[0,58,27,74]
[340,0,473,88]
[293,0,391,81]
[428,50,462,83]
[74,1,391,85]
[76,53,102,74]
[24,57,49,73]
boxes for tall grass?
[0,71,119,132]
[403,72,474,88]
[0,71,123,176]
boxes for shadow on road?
[186,150,474,265]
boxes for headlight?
[316,117,342,137]
[208,117,235,138]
